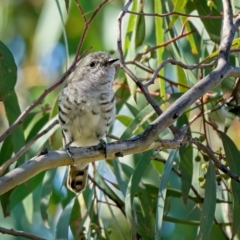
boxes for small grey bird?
[58,51,118,193]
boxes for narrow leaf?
[121,104,154,140]
[219,131,240,238]
[123,0,138,55]
[56,198,75,240]
[40,168,57,228]
[113,159,128,196]
[135,4,145,47]
[125,151,153,235]
[155,150,178,240]
[196,160,216,240]
[154,0,165,105]
[8,171,45,211]
[0,41,17,100]
[179,144,193,204]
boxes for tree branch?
[0,133,185,196]
[131,0,238,148]
[0,226,46,240]
[0,118,59,176]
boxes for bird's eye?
[89,62,96,68]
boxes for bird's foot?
[65,143,75,162]
[99,139,107,158]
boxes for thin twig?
[145,58,217,87]
[0,1,108,144]
[88,175,126,216]
[135,29,196,58]
[127,10,223,19]
[125,61,190,89]
[0,226,46,240]
[73,0,110,62]
[189,137,240,183]
[116,0,178,133]
[0,118,59,176]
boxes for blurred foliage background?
[1,0,240,239]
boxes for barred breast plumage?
[58,51,117,193]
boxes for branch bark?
[0,226,46,240]
[0,136,184,196]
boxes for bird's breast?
[69,91,115,147]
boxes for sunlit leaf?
[123,0,139,55]
[115,114,133,127]
[154,0,165,105]
[135,3,145,48]
[193,0,222,43]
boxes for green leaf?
[125,151,153,236]
[167,29,198,87]
[193,0,221,44]
[3,91,26,165]
[0,41,17,100]
[0,135,13,169]
[40,168,57,228]
[64,0,69,13]
[199,38,240,65]
[123,0,139,55]
[125,101,142,115]
[135,5,145,48]
[119,162,135,179]
[143,185,230,204]
[129,151,152,203]
[196,160,216,240]
[26,113,49,141]
[8,171,45,211]
[69,199,82,239]
[219,131,240,238]
[176,65,188,93]
[154,0,165,102]
[179,144,193,204]
[168,0,188,30]
[171,0,199,56]
[138,186,155,238]
[0,189,13,217]
[134,198,154,240]
[56,198,75,240]
[94,170,124,208]
[113,159,127,196]
[22,112,40,135]
[115,115,133,128]
[120,104,154,140]
[224,110,235,133]
[155,150,178,240]
[185,22,198,55]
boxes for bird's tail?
[67,163,89,193]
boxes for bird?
[58,51,118,193]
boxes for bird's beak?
[108,58,119,65]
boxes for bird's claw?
[65,144,75,161]
[99,139,107,158]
